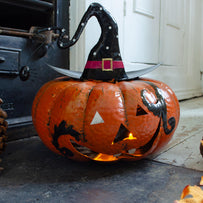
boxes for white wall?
[69,0,86,71]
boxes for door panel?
[123,0,160,63]
[160,0,186,66]
[123,0,202,100]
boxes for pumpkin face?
[32,76,180,162]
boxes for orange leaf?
[200,140,203,157]
[200,177,203,186]
[175,185,203,203]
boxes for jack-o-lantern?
[32,3,180,162]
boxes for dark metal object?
[0,0,53,12]
[0,0,69,131]
[19,66,30,81]
[0,27,45,42]
[0,26,69,45]
[0,57,5,63]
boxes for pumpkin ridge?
[33,79,80,122]
[46,81,82,129]
[48,82,97,157]
[117,82,129,127]
[81,82,97,142]
[118,80,141,117]
[34,80,82,150]
[32,81,55,124]
[52,81,96,130]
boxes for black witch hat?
[48,3,160,81]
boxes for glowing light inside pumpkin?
[93,153,118,161]
[111,132,136,145]
[124,132,136,140]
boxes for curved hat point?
[125,63,161,80]
[46,63,82,79]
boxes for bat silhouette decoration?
[32,3,179,162]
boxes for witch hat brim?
[46,63,161,80]
[46,63,81,79]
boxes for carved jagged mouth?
[71,139,139,159]
[70,141,140,161]
[70,119,161,161]
[70,140,119,161]
[70,140,99,159]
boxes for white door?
[159,0,186,66]
[123,0,160,64]
[123,0,202,100]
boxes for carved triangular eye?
[90,111,104,125]
[113,124,130,144]
[136,105,148,116]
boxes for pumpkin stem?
[58,3,128,81]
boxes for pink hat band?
[84,59,124,71]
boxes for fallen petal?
[175,185,203,203]
[200,176,203,186]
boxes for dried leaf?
[175,185,203,203]
[200,177,203,186]
[200,140,203,157]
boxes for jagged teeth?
[113,153,122,157]
[70,140,98,158]
[128,148,136,154]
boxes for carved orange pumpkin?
[32,3,179,162]
[32,76,179,162]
